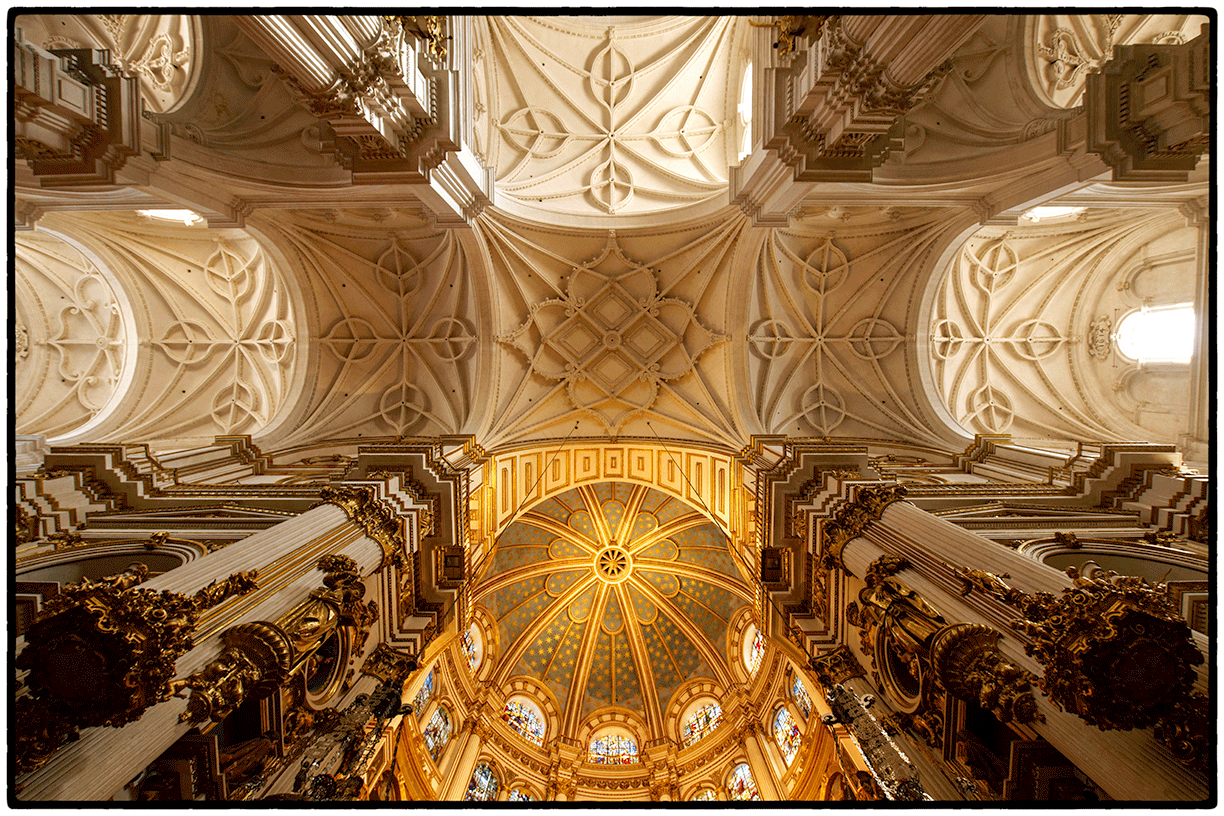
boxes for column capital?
[820,483,908,571]
[314,485,407,569]
[809,644,866,688]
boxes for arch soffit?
[17,223,142,444]
[489,444,742,539]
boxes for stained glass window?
[692,788,718,801]
[423,705,450,763]
[745,627,765,675]
[461,624,481,671]
[588,733,639,764]
[413,667,436,713]
[502,699,545,746]
[791,676,812,720]
[465,761,499,801]
[727,763,760,801]
[681,702,724,747]
[508,789,534,802]
[773,707,801,766]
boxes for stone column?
[836,497,1209,802]
[441,720,482,800]
[741,727,782,800]
[839,676,962,801]
[17,502,385,802]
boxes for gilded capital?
[820,483,907,571]
[809,644,866,688]
[314,485,407,568]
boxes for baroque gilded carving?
[174,555,378,725]
[820,484,908,571]
[1001,566,1208,772]
[929,624,1043,725]
[809,644,867,687]
[15,565,259,775]
[361,643,419,682]
[314,486,406,568]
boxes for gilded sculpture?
[174,554,379,726]
[16,564,259,775]
[1004,565,1207,772]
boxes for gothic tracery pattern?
[474,16,747,220]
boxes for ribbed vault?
[472,482,754,741]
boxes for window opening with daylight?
[464,761,499,801]
[502,699,545,746]
[413,667,435,712]
[508,789,534,802]
[792,676,812,720]
[692,788,718,801]
[1116,304,1195,364]
[744,626,765,675]
[773,707,801,766]
[423,705,451,762]
[461,624,481,671]
[681,701,724,747]
[588,733,639,764]
[727,762,760,801]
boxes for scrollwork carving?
[930,624,1043,725]
[314,486,406,568]
[967,565,1208,772]
[820,484,908,571]
[16,566,259,774]
[174,554,378,726]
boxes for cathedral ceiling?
[11,13,1210,458]
[26,212,298,446]
[472,482,754,740]
[927,207,1198,445]
[472,16,748,226]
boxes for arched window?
[413,666,436,712]
[1117,304,1195,363]
[791,675,812,720]
[501,699,545,746]
[727,763,760,801]
[423,705,451,762]
[465,761,499,801]
[692,788,718,801]
[743,625,765,675]
[507,788,535,802]
[773,707,801,766]
[588,732,639,764]
[681,701,724,747]
[461,623,482,671]
[738,62,753,160]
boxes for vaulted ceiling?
[13,13,1209,460]
[473,482,754,740]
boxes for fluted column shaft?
[839,500,1209,802]
[18,504,382,802]
[742,728,782,800]
[442,723,482,800]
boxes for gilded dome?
[472,482,755,740]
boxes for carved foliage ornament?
[819,484,908,571]
[174,555,377,725]
[809,644,866,687]
[314,485,408,567]
[361,643,419,682]
[958,564,1208,772]
[15,565,259,775]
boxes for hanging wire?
[644,421,796,632]
[428,421,583,643]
